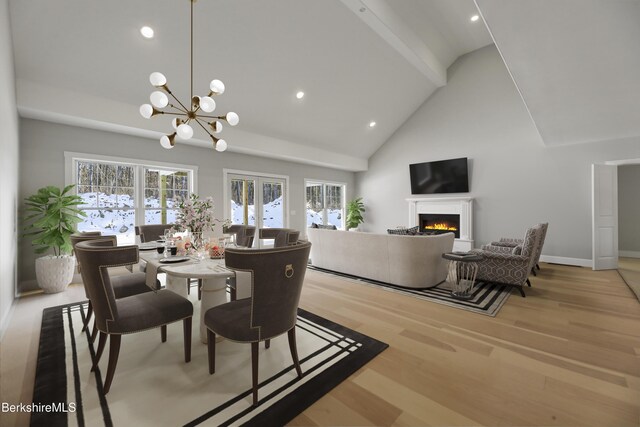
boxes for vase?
[190,232,204,251]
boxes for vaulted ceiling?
[8,1,638,171]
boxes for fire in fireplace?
[419,213,460,238]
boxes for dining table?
[138,247,238,344]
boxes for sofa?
[306,228,455,288]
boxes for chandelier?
[139,0,238,152]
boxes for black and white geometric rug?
[308,266,511,317]
[31,299,387,427]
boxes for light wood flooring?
[2,262,640,426]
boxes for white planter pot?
[35,255,76,293]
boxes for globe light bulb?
[140,104,153,119]
[215,139,227,152]
[149,72,166,87]
[210,79,225,94]
[150,91,168,108]
[210,121,223,133]
[176,123,193,140]
[226,112,239,126]
[160,133,175,149]
[200,96,216,112]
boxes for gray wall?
[18,118,355,292]
[0,0,19,336]
[355,45,640,262]
[618,165,640,254]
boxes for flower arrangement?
[173,194,229,252]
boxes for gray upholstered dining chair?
[469,225,543,297]
[225,224,256,248]
[135,223,174,243]
[258,228,300,247]
[75,239,193,394]
[485,223,549,275]
[70,233,152,338]
[204,241,312,406]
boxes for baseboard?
[539,255,593,268]
[619,250,640,259]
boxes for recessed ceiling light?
[470,15,480,22]
[296,91,305,99]
[369,121,376,128]
[140,26,154,39]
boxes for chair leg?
[198,279,202,300]
[251,342,259,406]
[265,339,270,349]
[207,329,216,374]
[536,263,541,271]
[531,268,537,276]
[519,286,526,297]
[161,325,167,343]
[183,318,192,363]
[287,327,303,378]
[82,301,93,332]
[526,278,531,287]
[91,322,99,343]
[103,335,122,394]
[187,278,191,295]
[92,332,107,372]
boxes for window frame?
[304,179,347,231]
[65,152,198,238]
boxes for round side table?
[442,253,484,300]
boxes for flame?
[424,222,458,231]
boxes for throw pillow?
[512,245,523,255]
[387,228,408,235]
[316,224,337,230]
[309,223,319,228]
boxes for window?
[67,153,196,244]
[305,180,346,229]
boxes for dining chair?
[75,239,193,394]
[258,228,300,248]
[225,224,256,248]
[204,241,312,405]
[70,233,152,339]
[135,224,174,243]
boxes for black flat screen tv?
[409,157,469,194]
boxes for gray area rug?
[308,266,511,317]
[619,268,640,302]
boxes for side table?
[441,252,484,300]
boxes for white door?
[592,164,618,270]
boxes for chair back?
[224,241,311,340]
[521,225,543,272]
[258,228,300,247]
[74,239,139,333]
[226,225,257,247]
[136,224,174,243]
[532,223,548,265]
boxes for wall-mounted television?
[409,157,469,195]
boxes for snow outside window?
[305,181,345,229]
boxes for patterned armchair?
[470,225,543,297]
[484,223,548,275]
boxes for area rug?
[31,299,387,427]
[308,266,511,317]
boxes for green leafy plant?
[346,197,365,230]
[24,185,86,256]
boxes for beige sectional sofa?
[306,228,455,289]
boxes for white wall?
[0,0,19,336]
[19,118,355,292]
[618,165,640,255]
[356,45,640,263]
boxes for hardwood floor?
[1,262,639,426]
[292,262,640,426]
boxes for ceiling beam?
[340,0,447,87]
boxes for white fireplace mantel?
[407,197,474,251]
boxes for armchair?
[486,223,548,274]
[470,225,543,297]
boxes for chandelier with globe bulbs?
[139,0,238,151]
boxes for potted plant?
[24,185,86,293]
[346,197,365,231]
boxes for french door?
[226,171,288,247]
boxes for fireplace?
[419,214,460,239]
[407,197,474,251]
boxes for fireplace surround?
[407,197,473,251]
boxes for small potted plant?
[346,197,365,231]
[24,185,86,293]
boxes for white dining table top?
[139,251,234,280]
